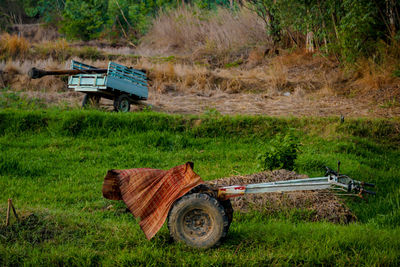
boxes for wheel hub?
[183,209,212,237]
[120,99,129,112]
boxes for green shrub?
[393,68,400,78]
[60,0,108,41]
[338,0,384,62]
[258,132,300,171]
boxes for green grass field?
[0,109,399,265]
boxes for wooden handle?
[28,67,108,79]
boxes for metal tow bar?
[217,165,376,199]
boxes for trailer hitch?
[324,165,376,196]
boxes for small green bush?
[60,0,108,41]
[258,133,300,171]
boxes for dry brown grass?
[139,7,270,57]
[34,39,71,60]
[3,57,399,117]
[3,61,21,75]
[137,58,213,93]
[136,58,258,93]
[247,47,267,67]
[135,54,298,95]
[278,49,314,67]
[344,49,400,103]
[0,33,29,58]
[135,54,320,96]
[317,68,343,96]
[353,58,396,90]
[1,59,68,92]
[10,24,60,42]
[266,60,288,93]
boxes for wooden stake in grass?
[5,199,10,226]
[5,198,19,226]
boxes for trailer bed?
[68,60,148,100]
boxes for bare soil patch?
[147,90,400,117]
[9,87,399,118]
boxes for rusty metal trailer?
[168,165,375,248]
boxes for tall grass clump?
[33,39,72,61]
[139,7,270,56]
[0,33,29,59]
[349,40,400,100]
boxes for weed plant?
[0,90,47,110]
[257,132,300,171]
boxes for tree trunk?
[387,0,397,38]
[317,0,329,54]
[306,31,315,53]
[306,7,314,53]
[331,11,339,41]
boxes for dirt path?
[22,89,400,118]
[148,90,389,117]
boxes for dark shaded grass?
[1,110,399,141]
[0,109,399,265]
[0,210,399,266]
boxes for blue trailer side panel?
[107,76,148,99]
[106,62,148,99]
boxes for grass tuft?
[0,33,29,59]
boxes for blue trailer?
[68,60,148,112]
[29,60,149,112]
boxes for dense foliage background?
[1,0,399,62]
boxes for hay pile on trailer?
[206,169,356,223]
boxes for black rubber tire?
[220,199,233,228]
[187,184,233,228]
[168,193,229,249]
[113,94,131,112]
[82,94,100,108]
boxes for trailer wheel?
[220,199,233,228]
[168,193,229,249]
[186,184,233,228]
[114,94,131,112]
[82,94,100,108]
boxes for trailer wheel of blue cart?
[114,94,131,112]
